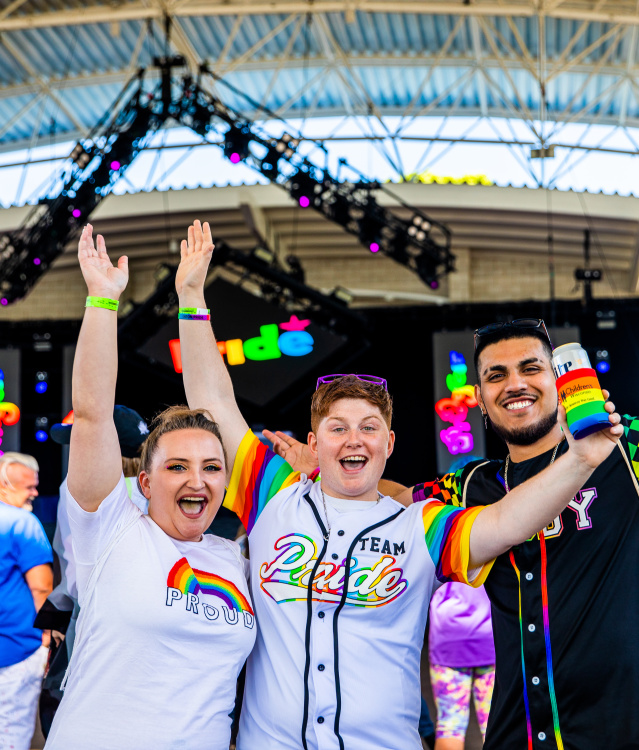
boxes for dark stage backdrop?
[8,296,639,495]
[115,297,639,489]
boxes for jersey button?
[337,530,345,536]
[525,572,533,581]
[532,676,540,685]
[318,611,325,619]
[332,553,338,560]
[318,664,325,671]
[528,624,536,632]
[538,732,546,741]
[317,716,325,724]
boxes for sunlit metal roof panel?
[1,5,639,151]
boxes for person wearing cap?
[34,407,150,737]
[175,220,623,750]
[0,452,53,750]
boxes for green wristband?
[179,307,210,316]
[86,296,119,311]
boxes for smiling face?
[0,464,39,509]
[308,397,395,501]
[475,336,561,450]
[138,428,226,542]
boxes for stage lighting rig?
[1,65,454,305]
[173,73,454,288]
[0,71,169,304]
[223,124,252,164]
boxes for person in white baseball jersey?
[44,225,255,750]
[176,220,622,750]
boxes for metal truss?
[0,61,454,302]
[3,1,639,192]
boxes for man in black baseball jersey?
[409,320,639,750]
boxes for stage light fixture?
[253,247,276,265]
[35,416,49,442]
[331,286,354,306]
[70,144,91,169]
[223,126,251,164]
[35,371,48,394]
[595,349,610,373]
[289,169,321,208]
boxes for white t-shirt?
[45,475,256,750]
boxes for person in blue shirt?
[0,452,53,750]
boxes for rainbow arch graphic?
[167,557,254,615]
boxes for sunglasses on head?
[473,318,552,350]
[315,374,388,391]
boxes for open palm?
[78,224,128,298]
[175,219,215,297]
[262,429,318,475]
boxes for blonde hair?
[122,456,141,478]
[139,405,227,474]
[0,453,39,487]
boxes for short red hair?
[310,376,392,433]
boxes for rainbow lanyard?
[509,532,564,750]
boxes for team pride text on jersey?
[260,533,409,606]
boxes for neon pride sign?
[435,351,478,455]
[0,369,21,456]
[169,314,314,373]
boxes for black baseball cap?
[50,405,150,458]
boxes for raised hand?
[176,220,215,299]
[262,430,318,475]
[560,389,623,470]
[78,224,128,299]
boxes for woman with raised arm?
[45,225,255,750]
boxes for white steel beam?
[0,35,85,133]
[3,3,639,33]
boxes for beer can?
[552,342,610,439]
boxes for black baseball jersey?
[413,415,639,750]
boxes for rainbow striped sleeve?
[224,430,302,534]
[421,501,494,586]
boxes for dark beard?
[489,406,558,446]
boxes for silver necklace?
[320,487,381,541]
[321,488,331,541]
[504,438,564,494]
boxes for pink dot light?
[0,299,7,306]
[229,153,241,164]
[369,242,380,253]
[110,160,121,170]
[33,258,41,265]
[298,196,310,208]
[72,209,81,218]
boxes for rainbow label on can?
[556,367,607,433]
